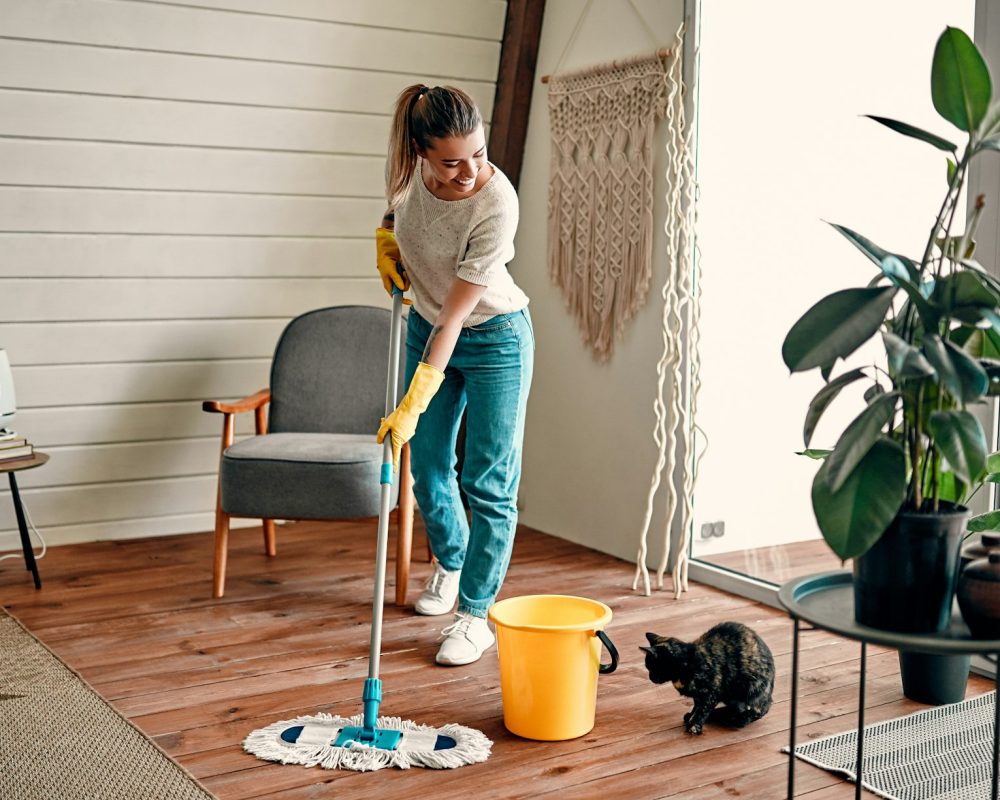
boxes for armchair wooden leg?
[395,443,414,606]
[262,519,276,557]
[213,507,231,598]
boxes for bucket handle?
[597,630,619,674]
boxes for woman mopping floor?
[377,83,534,666]
[243,83,531,771]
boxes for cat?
[640,621,775,736]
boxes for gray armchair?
[203,305,414,602]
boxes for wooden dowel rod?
[541,47,671,83]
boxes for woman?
[375,84,533,666]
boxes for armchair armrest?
[202,388,271,415]
[204,388,271,446]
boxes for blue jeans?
[406,308,534,618]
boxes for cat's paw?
[685,722,703,736]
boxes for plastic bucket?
[488,594,618,741]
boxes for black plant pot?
[852,504,967,633]
[897,650,970,705]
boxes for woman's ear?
[411,139,425,159]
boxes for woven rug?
[0,606,216,800]
[785,691,997,799]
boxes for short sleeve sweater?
[394,160,529,327]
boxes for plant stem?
[921,148,969,275]
[911,385,923,509]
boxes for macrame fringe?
[633,25,704,599]
[547,50,669,361]
[243,713,492,772]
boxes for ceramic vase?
[957,552,1000,639]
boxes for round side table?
[0,452,48,589]
[779,570,1000,800]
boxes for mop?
[243,289,492,771]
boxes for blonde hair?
[385,84,482,210]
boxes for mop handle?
[368,289,404,684]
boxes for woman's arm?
[421,277,488,371]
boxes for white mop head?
[243,712,492,771]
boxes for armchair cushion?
[220,432,398,520]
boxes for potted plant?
[782,26,1000,643]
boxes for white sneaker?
[435,612,495,666]
[414,561,460,616]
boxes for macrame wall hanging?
[630,25,703,599]
[546,49,671,361]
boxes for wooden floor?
[0,519,992,799]
[705,539,844,586]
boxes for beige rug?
[0,606,216,800]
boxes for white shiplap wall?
[0,0,507,548]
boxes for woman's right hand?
[376,227,410,296]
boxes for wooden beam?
[488,0,546,190]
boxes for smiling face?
[418,126,489,199]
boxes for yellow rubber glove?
[375,227,411,299]
[377,362,444,470]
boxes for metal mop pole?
[330,291,404,749]
[358,289,404,742]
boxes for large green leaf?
[865,114,957,152]
[882,331,936,379]
[932,27,992,132]
[828,223,920,276]
[931,270,1000,323]
[928,408,987,484]
[803,368,868,447]
[812,438,906,561]
[824,391,899,493]
[923,334,990,402]
[782,287,896,372]
[945,339,990,401]
[969,510,1000,532]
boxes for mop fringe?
[243,712,492,772]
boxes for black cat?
[640,621,775,735]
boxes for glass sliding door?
[688,0,977,593]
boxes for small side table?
[1,452,48,590]
[779,570,1000,800]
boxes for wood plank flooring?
[0,519,991,799]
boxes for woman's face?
[419,126,488,196]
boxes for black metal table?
[1,452,48,589]
[779,570,1000,800]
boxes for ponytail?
[385,84,483,210]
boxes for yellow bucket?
[488,594,618,741]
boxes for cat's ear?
[665,639,690,661]
[638,645,654,656]
[645,632,660,645]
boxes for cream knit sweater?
[394,160,529,327]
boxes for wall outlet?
[700,521,725,539]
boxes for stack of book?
[0,429,33,462]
